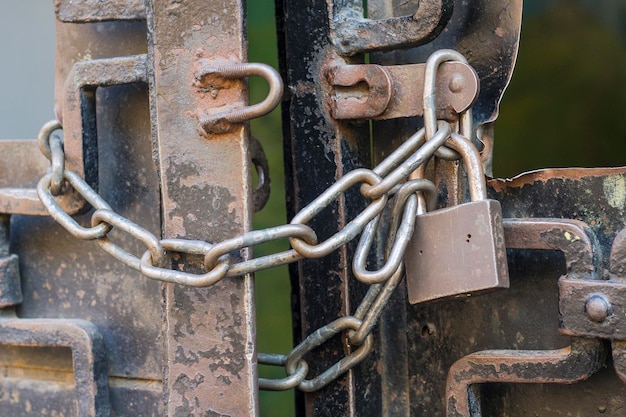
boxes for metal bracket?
[556,227,626,386]
[446,218,605,417]
[61,54,148,188]
[0,55,148,216]
[331,0,454,56]
[327,62,478,121]
[0,318,111,417]
[559,278,626,339]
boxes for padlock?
[404,132,509,304]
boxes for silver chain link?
[34,49,481,393]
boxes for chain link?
[33,49,482,393]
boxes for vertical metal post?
[276,0,375,415]
[146,1,258,416]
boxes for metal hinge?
[558,227,626,384]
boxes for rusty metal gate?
[1,1,626,416]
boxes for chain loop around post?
[91,209,166,271]
[139,239,231,287]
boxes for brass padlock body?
[405,199,509,304]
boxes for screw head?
[585,295,610,323]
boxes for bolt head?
[448,74,465,93]
[585,295,610,322]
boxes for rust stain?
[489,167,626,192]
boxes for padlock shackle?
[445,133,487,201]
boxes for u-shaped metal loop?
[196,62,283,134]
[332,0,454,56]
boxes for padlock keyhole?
[466,234,472,243]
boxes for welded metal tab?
[0,54,151,217]
[559,278,626,339]
[327,62,479,121]
[146,0,257,415]
[55,0,146,22]
[503,217,600,280]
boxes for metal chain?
[34,49,480,393]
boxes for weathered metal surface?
[5,17,164,417]
[0,215,21,308]
[0,373,162,417]
[277,0,378,413]
[475,167,626,416]
[55,0,146,22]
[54,20,148,120]
[195,63,283,134]
[445,216,604,416]
[559,278,626,339]
[0,215,109,416]
[327,62,479,121]
[396,0,523,128]
[0,318,111,417]
[0,139,83,216]
[609,227,626,281]
[0,255,22,308]
[0,55,149,217]
[503,218,600,280]
[446,338,604,417]
[61,54,148,189]
[146,0,257,415]
[331,0,454,56]
[608,228,626,383]
[0,141,49,188]
[488,167,626,263]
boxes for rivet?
[585,295,610,323]
[448,74,465,93]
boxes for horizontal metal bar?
[559,278,626,340]
[0,140,55,215]
[55,0,146,22]
[327,62,479,121]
